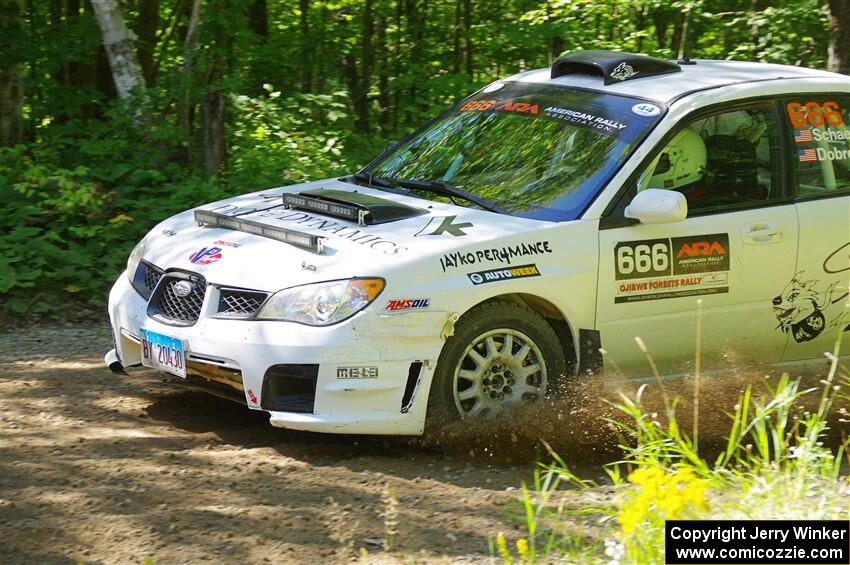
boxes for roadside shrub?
[0,109,220,320]
[0,90,386,322]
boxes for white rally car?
[106,50,850,435]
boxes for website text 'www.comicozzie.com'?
[665,520,849,564]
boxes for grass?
[496,334,850,564]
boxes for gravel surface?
[0,323,114,363]
[3,325,844,563]
[0,324,607,564]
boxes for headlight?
[126,239,146,284]
[257,278,385,326]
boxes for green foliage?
[0,91,382,320]
[0,114,217,319]
[0,0,838,318]
[227,87,367,187]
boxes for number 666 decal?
[615,238,671,280]
[615,234,730,281]
[786,101,844,128]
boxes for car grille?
[147,273,207,326]
[217,289,269,318]
[142,262,163,295]
[131,261,164,300]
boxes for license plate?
[140,328,187,378]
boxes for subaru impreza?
[106,50,850,434]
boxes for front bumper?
[106,273,447,435]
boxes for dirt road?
[0,325,613,564]
[3,325,845,564]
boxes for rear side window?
[784,96,850,197]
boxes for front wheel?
[427,301,567,427]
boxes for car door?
[595,100,798,377]
[777,94,850,361]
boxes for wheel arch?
[465,292,579,375]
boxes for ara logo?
[495,102,538,114]
[676,241,726,258]
[610,61,638,81]
[188,246,223,265]
[414,215,473,237]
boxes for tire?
[426,301,567,429]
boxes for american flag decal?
[794,129,813,143]
[798,148,817,162]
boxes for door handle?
[741,222,782,244]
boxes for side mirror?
[624,189,687,224]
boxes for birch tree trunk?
[89,0,146,100]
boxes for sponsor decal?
[773,242,850,343]
[440,241,552,272]
[199,202,281,217]
[414,215,472,237]
[632,103,661,117]
[610,61,638,81]
[494,101,538,114]
[214,239,241,248]
[459,100,538,114]
[247,389,258,404]
[616,274,729,304]
[386,298,430,311]
[614,234,730,302]
[337,366,379,379]
[206,204,408,256]
[189,246,223,265]
[468,264,541,285]
[672,234,730,275]
[543,106,628,136]
[799,148,818,163]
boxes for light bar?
[282,193,371,225]
[194,210,325,254]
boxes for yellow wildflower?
[516,537,530,562]
[617,466,710,533]
[496,532,513,564]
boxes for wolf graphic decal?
[772,271,849,343]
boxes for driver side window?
[636,102,784,213]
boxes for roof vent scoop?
[551,49,682,85]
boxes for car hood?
[142,177,555,291]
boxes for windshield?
[363,82,664,221]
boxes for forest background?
[1,0,847,320]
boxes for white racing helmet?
[648,127,707,190]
